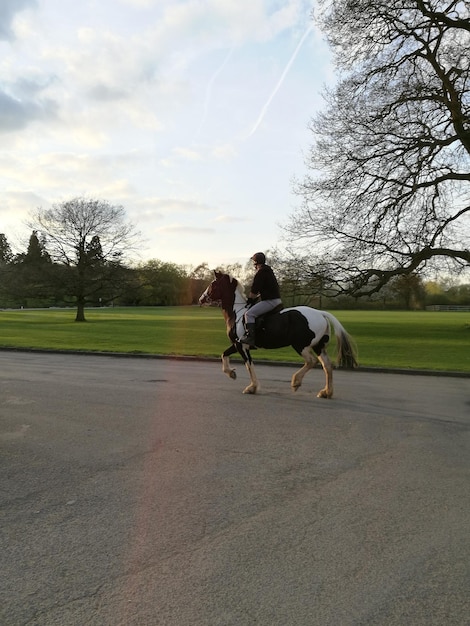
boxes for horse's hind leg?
[316,349,333,398]
[291,347,318,392]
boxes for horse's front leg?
[236,346,259,394]
[316,350,333,398]
[222,345,238,380]
[243,359,260,394]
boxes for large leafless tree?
[285,0,470,296]
[31,197,140,321]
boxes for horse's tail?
[321,311,359,369]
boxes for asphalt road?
[1,351,469,626]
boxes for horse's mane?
[235,281,247,302]
[227,274,247,302]
[213,270,247,304]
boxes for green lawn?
[0,306,469,372]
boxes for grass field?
[0,306,469,372]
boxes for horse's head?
[198,271,238,309]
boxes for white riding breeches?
[245,299,282,324]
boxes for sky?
[0,0,334,269]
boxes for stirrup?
[240,331,255,345]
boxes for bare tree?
[285,0,470,296]
[31,197,141,321]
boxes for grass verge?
[0,306,469,372]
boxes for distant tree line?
[267,251,470,311]
[0,230,215,311]
[1,229,469,315]
[0,194,251,321]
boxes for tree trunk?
[75,299,86,322]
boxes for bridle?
[201,280,248,327]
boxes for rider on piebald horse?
[240,252,283,346]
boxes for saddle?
[254,303,284,331]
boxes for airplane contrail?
[247,24,313,139]
[195,46,235,139]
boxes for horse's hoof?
[230,370,237,380]
[317,389,333,399]
[243,387,257,394]
[291,383,301,392]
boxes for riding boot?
[240,323,256,345]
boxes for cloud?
[146,198,213,213]
[158,147,204,168]
[172,147,203,161]
[162,143,236,167]
[0,0,314,144]
[2,190,45,222]
[155,224,214,235]
[0,150,140,200]
[0,190,46,251]
[0,0,37,41]
[118,0,156,7]
[9,76,57,99]
[211,143,237,160]
[87,84,129,102]
[132,0,309,73]
[214,214,249,223]
[0,89,57,133]
[0,0,328,267]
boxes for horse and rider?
[198,255,358,397]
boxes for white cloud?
[0,0,37,41]
[155,224,214,235]
[0,0,316,145]
[117,0,156,7]
[146,198,213,213]
[214,214,249,223]
[0,150,141,201]
[0,190,46,252]
[2,189,44,214]
[211,143,237,160]
[172,147,203,161]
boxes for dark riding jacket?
[250,264,281,300]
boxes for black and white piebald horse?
[199,271,358,397]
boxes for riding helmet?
[252,252,266,265]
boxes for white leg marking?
[290,348,318,391]
[317,350,333,398]
[243,362,259,394]
[222,355,237,380]
[291,347,318,392]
